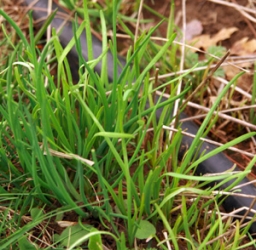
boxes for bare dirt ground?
[144,0,255,46]
[179,0,255,46]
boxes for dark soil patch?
[144,0,255,48]
[175,0,256,47]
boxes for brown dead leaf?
[223,65,240,81]
[190,27,238,50]
[213,27,238,43]
[230,37,256,56]
[223,65,253,92]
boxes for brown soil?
[176,0,256,47]
[144,0,256,47]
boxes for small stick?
[180,50,231,111]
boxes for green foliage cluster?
[0,0,255,249]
